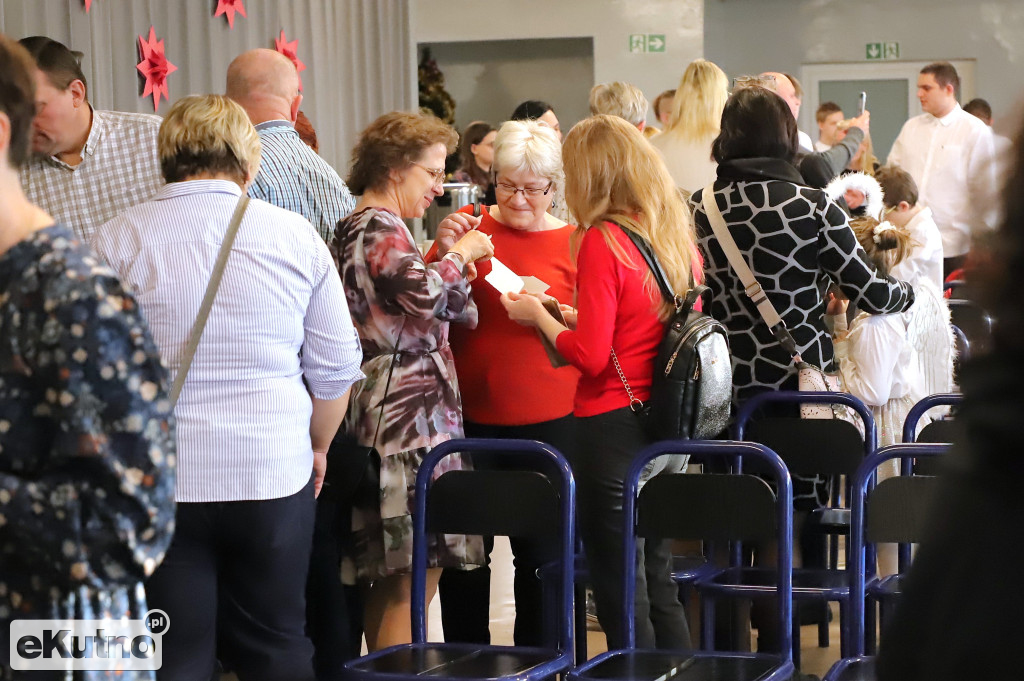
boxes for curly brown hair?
[347,111,458,195]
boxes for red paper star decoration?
[136,26,177,113]
[84,0,93,11]
[274,30,307,91]
[214,0,247,29]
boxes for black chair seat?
[343,643,567,679]
[813,507,851,532]
[698,566,849,598]
[824,655,876,681]
[570,650,790,681]
[866,574,903,600]
[671,554,714,582]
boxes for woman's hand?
[448,229,494,264]
[558,303,578,330]
[826,291,849,317]
[501,291,546,327]
[435,212,482,256]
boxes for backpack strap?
[614,223,681,308]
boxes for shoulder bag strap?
[701,182,802,362]
[615,224,678,306]
[169,195,249,407]
[369,319,406,448]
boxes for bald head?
[226,49,301,124]
[761,71,800,120]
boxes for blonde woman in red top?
[503,114,700,650]
[429,119,579,646]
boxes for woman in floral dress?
[332,111,492,651]
[0,36,175,680]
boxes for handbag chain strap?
[610,347,644,412]
[169,195,249,407]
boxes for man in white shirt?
[887,62,997,278]
[18,36,163,243]
[815,101,844,152]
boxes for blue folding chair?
[822,443,946,680]
[568,440,795,681]
[707,391,875,664]
[902,393,962,477]
[341,438,575,681]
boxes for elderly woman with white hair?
[429,119,580,646]
[93,94,364,680]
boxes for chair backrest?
[622,440,793,664]
[951,324,971,363]
[903,393,962,475]
[412,438,575,654]
[735,391,876,485]
[850,443,948,656]
[948,299,993,355]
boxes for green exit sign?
[866,41,899,60]
[629,34,666,53]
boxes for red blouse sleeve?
[555,227,621,377]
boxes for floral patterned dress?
[0,225,176,679]
[332,207,484,583]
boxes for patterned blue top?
[0,225,176,628]
[249,120,356,242]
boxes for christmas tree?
[418,48,456,124]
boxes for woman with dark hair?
[690,85,914,651]
[1,35,175,680]
[452,120,496,204]
[510,99,561,140]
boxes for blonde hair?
[491,119,563,192]
[664,59,729,142]
[837,119,877,176]
[849,216,914,276]
[588,81,649,127]
[562,114,697,320]
[159,94,261,184]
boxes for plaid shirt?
[20,108,163,244]
[249,120,356,242]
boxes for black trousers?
[574,407,691,650]
[147,477,317,681]
[306,489,365,680]
[438,414,576,646]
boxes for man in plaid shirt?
[17,36,163,245]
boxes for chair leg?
[817,601,830,648]
[574,582,588,664]
[865,597,877,655]
[700,594,716,651]
[791,608,801,671]
[838,601,848,659]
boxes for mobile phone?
[857,91,867,116]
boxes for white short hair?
[588,81,648,127]
[491,119,563,188]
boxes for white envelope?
[484,257,526,295]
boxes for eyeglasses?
[495,181,553,198]
[732,74,777,92]
[411,162,445,186]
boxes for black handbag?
[610,225,733,441]
[325,322,404,505]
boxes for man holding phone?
[888,61,997,277]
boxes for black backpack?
[616,226,733,440]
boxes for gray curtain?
[0,0,413,172]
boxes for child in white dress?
[828,215,930,575]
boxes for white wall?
[705,0,1024,139]
[412,0,704,130]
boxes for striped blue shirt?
[94,180,364,503]
[249,120,356,242]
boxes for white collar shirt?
[20,108,164,244]
[93,180,364,502]
[887,104,997,258]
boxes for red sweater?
[556,223,667,418]
[426,207,579,425]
